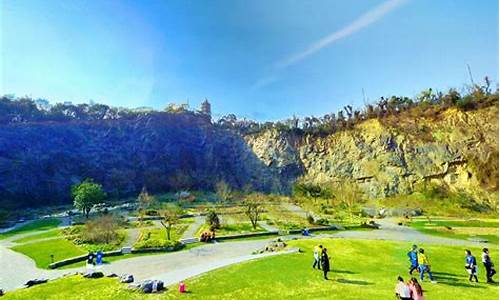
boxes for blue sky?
[1,0,498,121]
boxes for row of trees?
[0,95,210,124]
[217,79,498,136]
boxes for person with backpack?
[417,248,436,283]
[482,248,496,283]
[313,244,323,270]
[321,247,330,280]
[407,245,419,275]
[465,249,479,282]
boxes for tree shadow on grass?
[336,278,374,285]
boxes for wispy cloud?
[253,0,407,89]
[251,75,279,91]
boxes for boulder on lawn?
[106,273,118,278]
[120,274,134,283]
[0,288,4,296]
[82,271,104,279]
[140,280,165,293]
[25,279,48,288]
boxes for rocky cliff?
[0,105,497,209]
[245,106,498,201]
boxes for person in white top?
[395,276,411,300]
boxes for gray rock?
[82,271,104,279]
[120,274,134,283]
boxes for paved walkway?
[0,217,495,292]
[329,218,491,246]
[181,216,204,239]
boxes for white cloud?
[253,0,407,89]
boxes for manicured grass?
[0,218,61,240]
[410,218,499,244]
[11,238,87,268]
[11,229,61,243]
[6,239,498,299]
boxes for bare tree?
[243,193,265,230]
[159,204,182,240]
[332,181,364,222]
[215,180,232,204]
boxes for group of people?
[395,276,425,300]
[407,245,436,283]
[312,244,330,280]
[464,248,496,283]
[408,244,496,284]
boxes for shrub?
[306,214,315,225]
[205,210,221,230]
[145,209,158,216]
[134,238,180,249]
[315,218,330,226]
[81,215,119,244]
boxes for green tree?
[159,204,182,240]
[72,179,106,219]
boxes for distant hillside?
[0,86,497,210]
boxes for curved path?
[0,218,495,292]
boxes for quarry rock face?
[245,106,498,200]
[0,106,497,209]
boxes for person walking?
[312,244,323,270]
[482,248,496,283]
[417,249,436,283]
[321,248,330,280]
[407,245,419,275]
[394,276,411,300]
[408,277,425,300]
[465,249,479,282]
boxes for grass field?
[410,217,499,244]
[11,238,87,268]
[4,238,498,299]
[0,218,61,240]
[11,229,62,243]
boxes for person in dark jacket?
[482,248,496,283]
[321,248,330,280]
[407,244,419,275]
[465,249,478,282]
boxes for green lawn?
[0,218,61,240]
[410,218,499,244]
[11,229,62,243]
[5,238,498,299]
[11,238,87,268]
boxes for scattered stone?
[120,274,134,283]
[140,280,165,293]
[82,271,104,279]
[106,273,118,278]
[0,288,4,296]
[25,279,48,288]
[256,238,288,254]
